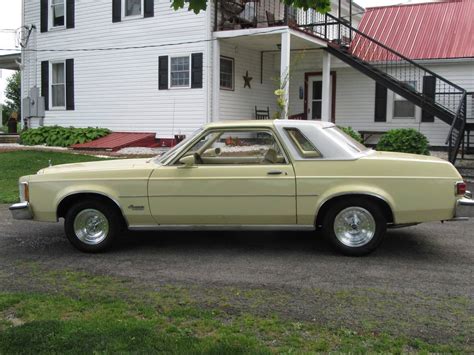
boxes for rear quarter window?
[285,128,322,158]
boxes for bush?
[376,128,430,155]
[20,126,110,147]
[338,126,363,143]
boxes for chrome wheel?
[73,209,109,245]
[334,207,376,247]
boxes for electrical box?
[23,87,45,118]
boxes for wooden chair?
[255,106,270,120]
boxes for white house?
[17,0,473,151]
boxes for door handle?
[267,170,285,175]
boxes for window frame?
[220,56,234,91]
[171,128,290,166]
[49,60,66,110]
[49,0,66,30]
[169,54,192,89]
[392,81,417,120]
[122,0,144,20]
[284,127,322,159]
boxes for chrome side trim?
[9,202,34,220]
[128,224,315,232]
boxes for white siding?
[23,0,210,136]
[219,41,277,120]
[335,61,474,146]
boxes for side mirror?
[179,155,196,167]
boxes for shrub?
[376,128,430,155]
[338,126,363,143]
[20,126,110,147]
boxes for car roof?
[204,120,336,129]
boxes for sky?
[0,0,433,104]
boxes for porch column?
[212,39,220,122]
[321,51,331,122]
[280,30,291,119]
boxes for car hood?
[37,158,155,175]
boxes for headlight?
[19,182,29,202]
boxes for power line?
[0,28,288,53]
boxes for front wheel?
[64,199,121,253]
[321,198,387,256]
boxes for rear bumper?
[455,192,474,219]
[9,202,33,220]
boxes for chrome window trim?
[169,127,291,166]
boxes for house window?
[50,0,65,28]
[220,57,234,90]
[393,81,416,118]
[51,62,65,108]
[123,0,143,17]
[170,56,190,88]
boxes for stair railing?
[297,13,467,121]
[446,93,467,164]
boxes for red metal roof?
[356,0,474,60]
[71,132,158,151]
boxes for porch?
[212,27,337,122]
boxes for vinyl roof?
[357,0,474,60]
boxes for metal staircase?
[299,13,467,164]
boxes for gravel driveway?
[1,204,473,296]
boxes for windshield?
[156,128,203,165]
[324,127,370,153]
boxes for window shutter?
[158,56,168,90]
[422,75,436,122]
[374,82,387,122]
[144,0,154,17]
[40,0,48,32]
[66,59,75,110]
[191,53,203,89]
[41,61,49,111]
[112,0,121,22]
[66,0,75,28]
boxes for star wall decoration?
[243,71,253,89]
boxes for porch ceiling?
[214,27,327,52]
[0,53,20,70]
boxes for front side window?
[51,62,65,108]
[393,81,416,118]
[124,0,143,17]
[170,56,190,88]
[51,0,65,27]
[285,128,321,158]
[220,57,234,90]
[178,130,286,165]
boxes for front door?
[306,75,333,121]
[148,128,296,225]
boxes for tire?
[321,198,387,256]
[64,199,122,253]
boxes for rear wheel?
[64,199,122,253]
[321,198,387,256]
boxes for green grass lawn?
[0,267,468,354]
[0,150,106,204]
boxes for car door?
[148,128,296,225]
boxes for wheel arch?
[315,192,395,228]
[56,191,129,227]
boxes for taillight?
[456,181,467,196]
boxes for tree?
[172,0,331,14]
[4,71,21,118]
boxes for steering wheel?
[194,152,204,164]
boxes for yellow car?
[9,120,474,255]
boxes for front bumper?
[455,191,474,219]
[9,202,33,220]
